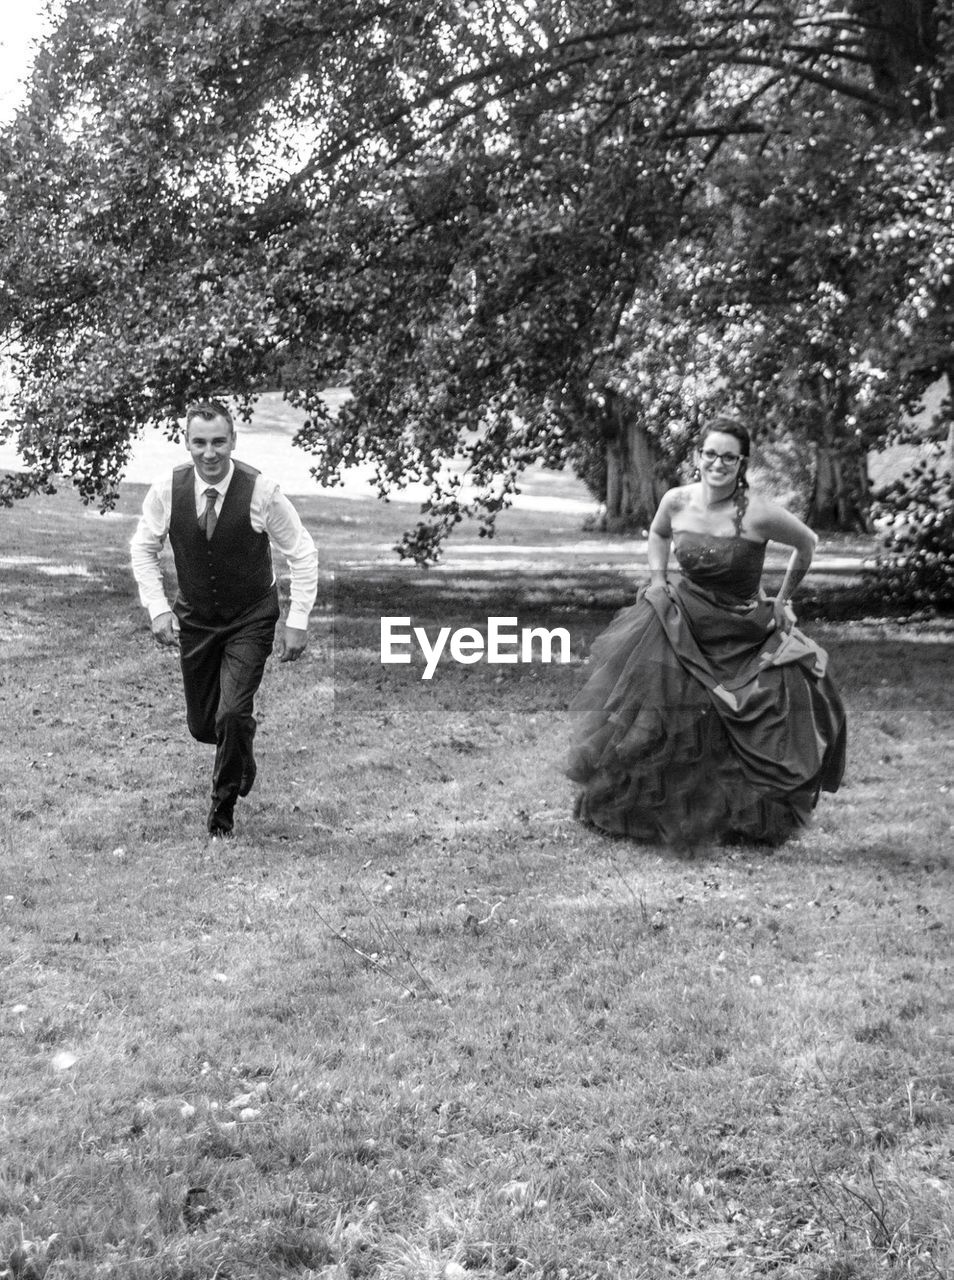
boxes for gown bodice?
[672,530,767,601]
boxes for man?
[131,399,318,837]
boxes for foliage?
[697,129,954,529]
[1,1,954,559]
[872,450,954,610]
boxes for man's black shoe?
[207,800,235,838]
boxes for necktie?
[201,487,218,540]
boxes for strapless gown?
[567,531,847,847]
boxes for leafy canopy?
[1,1,952,557]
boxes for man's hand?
[279,625,308,663]
[151,612,179,647]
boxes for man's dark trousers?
[175,586,281,811]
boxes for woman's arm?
[647,490,675,586]
[750,498,818,628]
[777,544,815,603]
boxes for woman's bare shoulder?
[745,489,817,546]
[651,484,694,535]
[662,483,696,512]
[743,489,775,520]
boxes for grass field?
[1,481,952,1280]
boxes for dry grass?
[0,484,952,1280]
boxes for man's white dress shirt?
[130,462,318,630]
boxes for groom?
[130,399,318,837]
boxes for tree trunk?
[806,381,873,531]
[601,390,673,530]
[853,0,954,123]
[809,443,872,531]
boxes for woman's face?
[698,431,745,487]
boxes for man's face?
[186,414,235,484]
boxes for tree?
[0,0,695,544]
[1,1,952,557]
[610,0,954,532]
[687,124,947,532]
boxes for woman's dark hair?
[698,416,751,536]
[703,416,751,458]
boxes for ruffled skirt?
[567,580,846,847]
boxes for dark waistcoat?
[169,461,274,622]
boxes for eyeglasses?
[699,448,742,466]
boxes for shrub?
[870,451,954,611]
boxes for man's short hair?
[186,398,234,432]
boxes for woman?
[567,420,846,849]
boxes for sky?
[0,0,55,122]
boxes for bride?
[567,419,847,849]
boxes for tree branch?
[664,122,781,137]
[728,52,894,111]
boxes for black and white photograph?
[1,4,952,1278]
